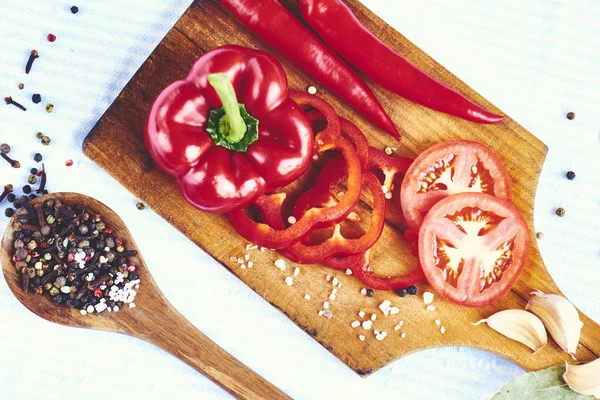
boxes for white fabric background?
[1,1,599,399]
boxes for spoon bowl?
[1,192,289,400]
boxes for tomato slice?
[418,193,530,307]
[400,140,511,229]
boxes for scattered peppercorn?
[366,288,374,297]
[135,202,145,210]
[18,83,24,90]
[395,288,407,297]
[566,112,575,120]
[22,185,32,194]
[407,285,418,295]
[28,194,37,200]
[41,136,51,145]
[5,208,15,217]
[30,168,38,175]
[32,94,42,104]
[566,171,576,180]
[7,193,16,202]
[536,232,544,239]
[47,34,56,42]
[70,5,79,14]
[45,104,54,113]
[27,175,37,184]
[555,207,565,217]
[65,159,73,167]
[34,153,43,162]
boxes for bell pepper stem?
[208,73,247,143]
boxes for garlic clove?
[563,358,600,397]
[526,290,583,357]
[473,309,547,352]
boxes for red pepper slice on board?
[353,260,426,291]
[299,0,503,124]
[220,0,401,139]
[367,146,413,196]
[286,167,386,263]
[304,110,369,171]
[229,93,362,249]
[324,251,370,272]
[145,45,313,213]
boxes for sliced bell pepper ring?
[228,92,362,249]
[353,261,425,290]
[286,162,386,263]
[324,250,370,272]
[368,146,413,197]
[303,109,369,171]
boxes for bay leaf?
[491,365,594,399]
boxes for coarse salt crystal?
[332,277,339,286]
[86,305,94,313]
[245,244,253,250]
[275,259,286,270]
[129,303,136,308]
[394,325,401,331]
[247,261,253,269]
[331,288,338,295]
[440,326,446,334]
[323,310,333,318]
[384,147,392,155]
[362,320,373,330]
[113,306,120,312]
[337,282,343,288]
[287,216,297,224]
[95,303,107,313]
[237,257,244,264]
[244,254,250,261]
[294,267,300,277]
[351,320,360,328]
[285,276,293,286]
[360,288,367,295]
[423,291,434,304]
[374,329,380,335]
[60,286,70,294]
[435,319,441,326]
[80,310,87,315]
[426,305,436,311]
[371,313,377,321]
[401,332,406,338]
[359,335,365,341]
[390,307,400,315]
[260,247,266,252]
[318,310,324,316]
[304,294,311,300]
[346,269,352,275]
[323,301,329,309]
[329,294,336,301]
[385,192,392,199]
[240,264,246,269]
[358,311,366,318]
[230,256,237,261]
[398,320,404,327]
[307,86,317,94]
[326,275,331,281]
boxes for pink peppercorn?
[127,265,136,272]
[94,287,103,297]
[103,228,113,235]
[65,159,73,167]
[67,253,74,262]
[47,34,56,42]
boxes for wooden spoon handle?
[135,303,290,399]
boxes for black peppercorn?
[22,185,32,194]
[53,295,65,304]
[566,112,575,120]
[366,288,374,297]
[129,272,138,281]
[407,286,418,295]
[395,288,407,297]
[4,208,15,217]
[34,153,42,162]
[32,94,42,104]
[30,167,38,175]
[70,5,79,14]
[28,194,37,200]
[7,193,16,202]
[566,171,576,180]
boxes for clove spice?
[4,96,26,111]
[25,50,39,74]
[1,144,20,168]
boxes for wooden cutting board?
[83,0,600,375]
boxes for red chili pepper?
[220,0,400,140]
[287,169,386,263]
[229,92,362,249]
[145,45,314,213]
[352,261,425,291]
[299,0,504,124]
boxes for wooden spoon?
[1,192,290,400]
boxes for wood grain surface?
[82,0,600,375]
[1,193,291,400]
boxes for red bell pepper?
[145,45,314,213]
[324,251,370,272]
[299,0,504,124]
[229,92,363,249]
[353,261,426,291]
[368,146,413,197]
[220,0,401,140]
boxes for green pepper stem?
[208,73,247,143]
